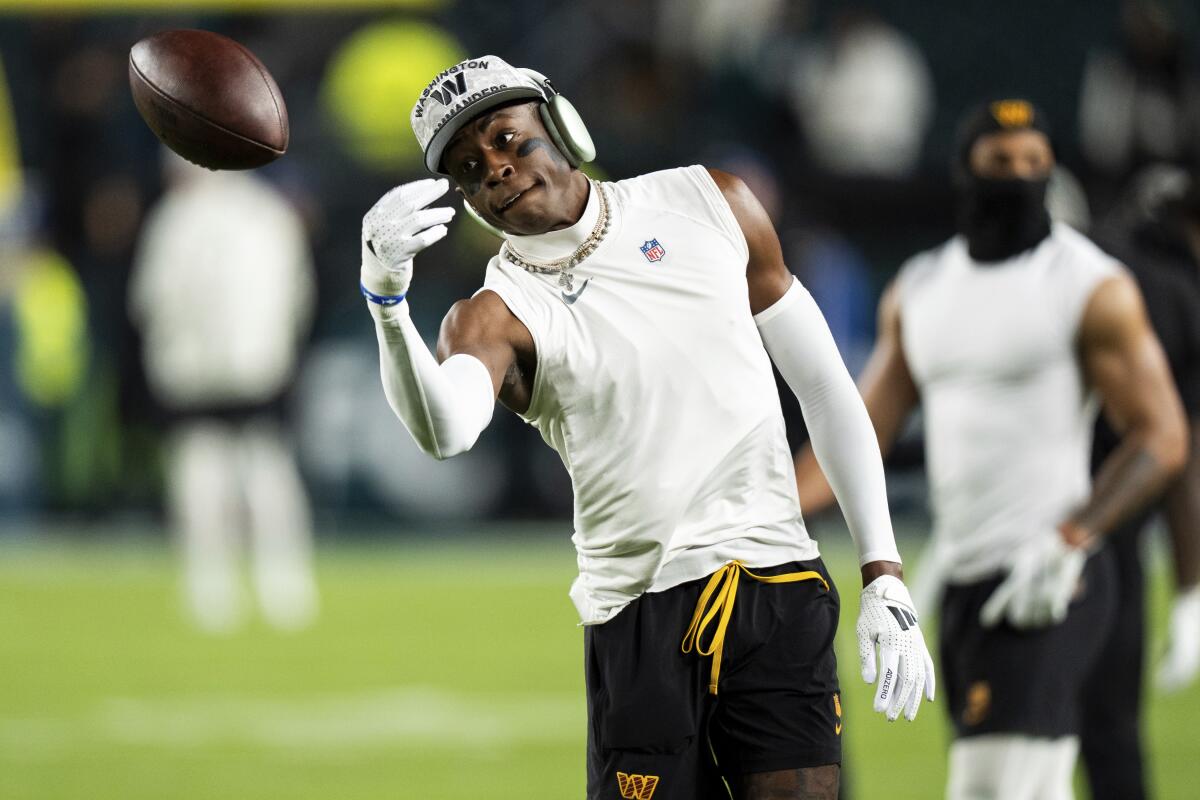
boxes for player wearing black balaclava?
[953,100,1054,262]
[795,99,1188,800]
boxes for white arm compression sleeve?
[756,279,902,566]
[369,302,495,460]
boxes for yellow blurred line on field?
[0,0,443,11]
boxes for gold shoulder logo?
[990,100,1034,128]
[617,772,660,800]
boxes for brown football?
[129,29,288,170]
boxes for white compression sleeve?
[369,301,495,460]
[755,279,902,566]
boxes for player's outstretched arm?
[361,178,513,460]
[711,167,935,721]
[793,282,920,515]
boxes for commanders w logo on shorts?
[617,772,660,799]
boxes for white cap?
[410,56,547,174]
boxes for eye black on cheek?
[517,136,568,166]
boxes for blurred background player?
[1079,0,1200,210]
[794,100,1188,799]
[129,153,318,633]
[361,56,935,799]
[1079,164,1200,800]
[0,181,88,520]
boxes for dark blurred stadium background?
[1,1,1198,798]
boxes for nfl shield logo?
[640,239,666,262]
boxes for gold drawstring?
[681,561,829,695]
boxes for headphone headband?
[518,68,557,101]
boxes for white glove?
[1157,585,1200,693]
[361,177,456,299]
[979,532,1086,630]
[857,575,937,721]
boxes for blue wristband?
[360,282,406,306]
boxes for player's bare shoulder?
[703,167,791,312]
[1078,268,1147,346]
[439,290,537,414]
[439,288,533,359]
[706,167,743,194]
[706,168,761,223]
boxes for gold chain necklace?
[500,181,610,293]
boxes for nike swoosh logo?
[561,277,592,305]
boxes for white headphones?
[522,68,596,168]
[463,69,596,238]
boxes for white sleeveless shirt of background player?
[479,166,818,624]
[896,223,1123,584]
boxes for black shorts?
[939,548,1116,739]
[585,559,841,800]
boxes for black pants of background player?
[941,549,1116,742]
[1080,511,1153,800]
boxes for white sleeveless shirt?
[896,224,1123,583]
[479,166,819,624]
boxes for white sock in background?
[240,420,318,632]
[947,734,1079,800]
[169,422,243,634]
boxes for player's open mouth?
[496,184,537,215]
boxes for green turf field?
[1,529,1197,799]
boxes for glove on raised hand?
[858,575,937,721]
[980,532,1086,630]
[361,177,456,300]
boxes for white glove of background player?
[980,531,1087,630]
[1157,585,1200,692]
[858,575,936,721]
[361,177,456,298]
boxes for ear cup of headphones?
[463,198,505,238]
[536,103,580,167]
[519,67,596,168]
[543,95,596,166]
